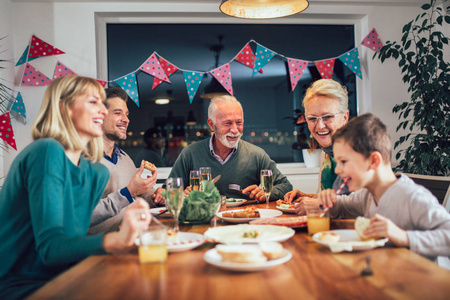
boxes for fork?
[361,255,374,276]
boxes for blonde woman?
[284,79,350,213]
[0,75,150,299]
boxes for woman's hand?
[364,214,409,247]
[103,197,150,254]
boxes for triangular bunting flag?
[53,61,76,79]
[139,53,170,83]
[16,45,38,66]
[0,112,17,150]
[314,59,335,79]
[361,28,383,52]
[210,63,233,96]
[11,92,26,121]
[21,63,52,86]
[253,44,276,76]
[96,80,108,87]
[28,35,65,58]
[183,71,204,104]
[152,55,179,90]
[287,58,309,91]
[338,48,363,79]
[234,43,263,74]
[114,73,140,107]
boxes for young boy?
[318,113,450,260]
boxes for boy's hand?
[317,189,337,208]
[364,214,409,247]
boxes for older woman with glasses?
[284,79,350,214]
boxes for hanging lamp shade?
[220,0,309,19]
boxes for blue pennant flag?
[16,45,38,66]
[114,72,140,107]
[338,48,363,79]
[11,92,27,122]
[253,44,276,77]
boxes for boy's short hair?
[332,113,392,163]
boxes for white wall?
[1,0,449,181]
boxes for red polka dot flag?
[28,35,65,58]
[152,55,179,90]
[287,58,309,91]
[140,53,170,83]
[361,28,383,52]
[0,112,17,150]
[314,59,335,79]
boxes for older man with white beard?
[167,95,292,201]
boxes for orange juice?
[307,216,330,235]
[139,244,168,264]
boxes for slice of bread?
[259,242,284,260]
[355,216,372,241]
[216,244,267,263]
[143,160,156,172]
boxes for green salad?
[163,180,220,224]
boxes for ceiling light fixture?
[155,98,170,105]
[220,0,309,19]
[201,35,229,100]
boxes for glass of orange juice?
[139,225,168,264]
[306,200,330,235]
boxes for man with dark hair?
[88,87,164,234]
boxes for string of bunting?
[1,29,383,151]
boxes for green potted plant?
[375,0,450,176]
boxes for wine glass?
[199,167,211,190]
[260,170,273,209]
[165,177,184,234]
[189,170,200,191]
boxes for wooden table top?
[29,201,450,300]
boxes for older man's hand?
[242,185,266,202]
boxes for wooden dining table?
[28,201,450,300]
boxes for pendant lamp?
[220,0,309,19]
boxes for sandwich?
[143,160,157,172]
[355,216,374,241]
[317,232,340,243]
[216,244,268,263]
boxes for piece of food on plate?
[242,230,259,238]
[355,216,374,241]
[167,228,178,242]
[249,216,307,227]
[221,206,260,218]
[216,244,267,263]
[276,200,295,209]
[317,232,340,243]
[259,242,284,260]
[143,160,157,172]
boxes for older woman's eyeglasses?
[305,113,343,124]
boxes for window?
[107,23,357,167]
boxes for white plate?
[312,229,389,252]
[204,246,292,272]
[204,224,295,244]
[150,207,169,215]
[216,209,282,223]
[276,205,296,214]
[226,198,248,207]
[136,232,204,253]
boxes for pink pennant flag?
[53,61,76,79]
[234,43,263,74]
[96,80,108,87]
[28,35,65,58]
[287,58,309,91]
[152,55,179,90]
[361,28,383,52]
[21,63,52,86]
[140,53,170,83]
[0,112,17,150]
[209,63,233,96]
[314,59,335,79]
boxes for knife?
[212,175,221,183]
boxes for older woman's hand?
[103,197,150,254]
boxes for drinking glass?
[138,225,168,264]
[165,177,184,233]
[189,170,200,191]
[260,169,273,209]
[305,200,330,235]
[199,167,211,190]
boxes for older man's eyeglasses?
[305,113,343,124]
